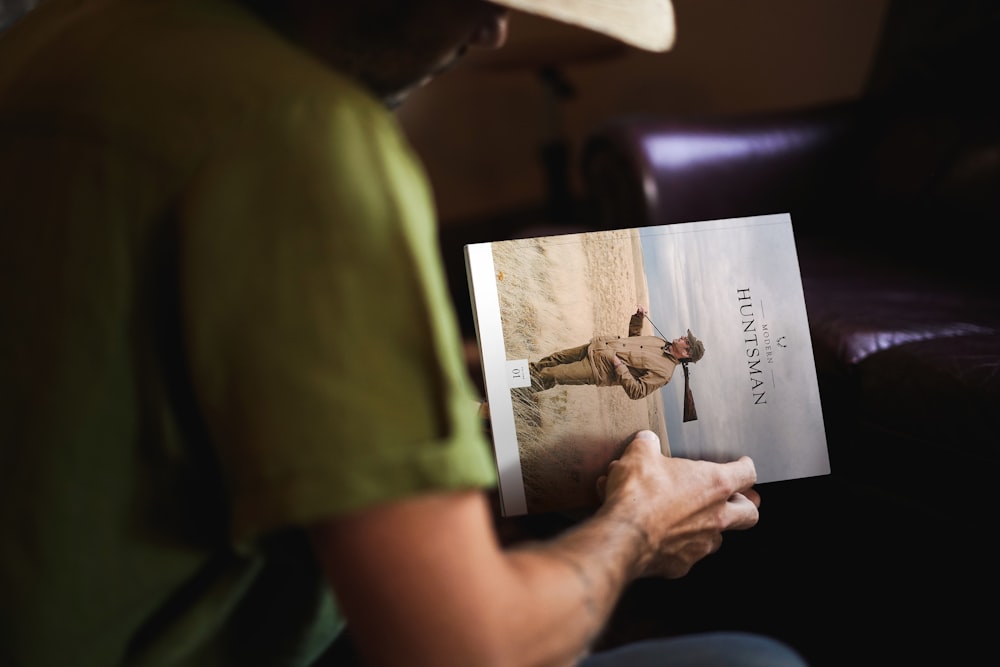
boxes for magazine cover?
[465,213,830,516]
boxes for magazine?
[465,213,831,516]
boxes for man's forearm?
[504,506,650,660]
[628,312,644,337]
[312,489,650,667]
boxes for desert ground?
[492,228,669,514]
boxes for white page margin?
[465,243,527,515]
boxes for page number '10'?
[506,359,531,388]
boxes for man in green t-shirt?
[0,2,808,666]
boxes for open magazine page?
[466,213,830,516]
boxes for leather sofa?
[578,95,1000,525]
[440,94,997,665]
[524,96,997,665]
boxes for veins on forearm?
[585,505,659,580]
[540,513,651,614]
[509,532,622,648]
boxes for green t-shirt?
[0,1,497,664]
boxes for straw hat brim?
[491,0,676,52]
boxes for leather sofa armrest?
[579,101,862,230]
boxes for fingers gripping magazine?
[465,213,830,517]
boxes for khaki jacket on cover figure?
[588,312,680,400]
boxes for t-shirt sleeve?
[178,92,497,544]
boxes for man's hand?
[597,348,624,371]
[595,430,759,579]
[636,305,648,317]
[610,353,626,373]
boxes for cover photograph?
[465,213,830,517]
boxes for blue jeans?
[580,632,809,667]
